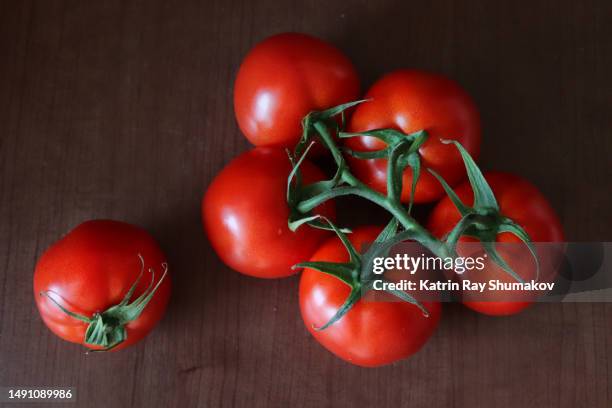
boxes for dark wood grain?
[0,1,610,407]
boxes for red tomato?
[234,32,360,148]
[299,226,441,367]
[203,148,335,278]
[34,220,171,351]
[428,172,565,316]
[346,69,481,203]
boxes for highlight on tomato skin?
[33,219,171,352]
[202,147,336,279]
[233,32,360,149]
[299,226,442,367]
[428,172,565,316]
[346,69,481,204]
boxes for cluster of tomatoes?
[204,33,564,367]
[33,33,564,367]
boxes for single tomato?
[203,147,335,278]
[428,172,564,315]
[34,220,171,351]
[346,69,481,203]
[299,226,441,367]
[234,32,360,148]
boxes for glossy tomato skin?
[203,148,335,278]
[299,226,441,367]
[234,32,360,148]
[33,220,171,350]
[346,69,481,203]
[428,172,564,316]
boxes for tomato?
[234,32,360,148]
[428,172,565,315]
[346,69,481,203]
[33,220,171,351]
[299,226,442,367]
[203,148,335,278]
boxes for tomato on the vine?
[234,32,360,148]
[299,226,441,367]
[346,69,481,203]
[428,172,564,316]
[203,148,335,278]
[34,220,171,351]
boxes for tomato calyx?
[294,217,429,330]
[40,254,168,352]
[428,140,540,283]
[286,100,367,233]
[341,128,428,213]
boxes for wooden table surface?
[1,1,610,407]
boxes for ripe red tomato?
[34,220,171,351]
[428,172,565,315]
[203,148,335,278]
[346,69,481,203]
[234,32,360,148]
[299,226,442,367]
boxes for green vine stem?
[286,100,539,328]
[301,118,448,259]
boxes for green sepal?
[428,168,470,216]
[118,256,147,306]
[403,130,428,212]
[482,241,525,284]
[118,265,167,322]
[360,218,399,270]
[441,139,498,211]
[318,216,360,265]
[40,292,92,323]
[339,128,407,144]
[286,142,315,205]
[386,138,412,203]
[288,213,351,234]
[293,261,354,286]
[295,99,369,160]
[444,213,479,256]
[342,147,390,159]
[308,99,369,122]
[377,277,429,316]
[498,218,540,281]
[313,288,362,331]
[286,140,350,233]
[375,218,399,244]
